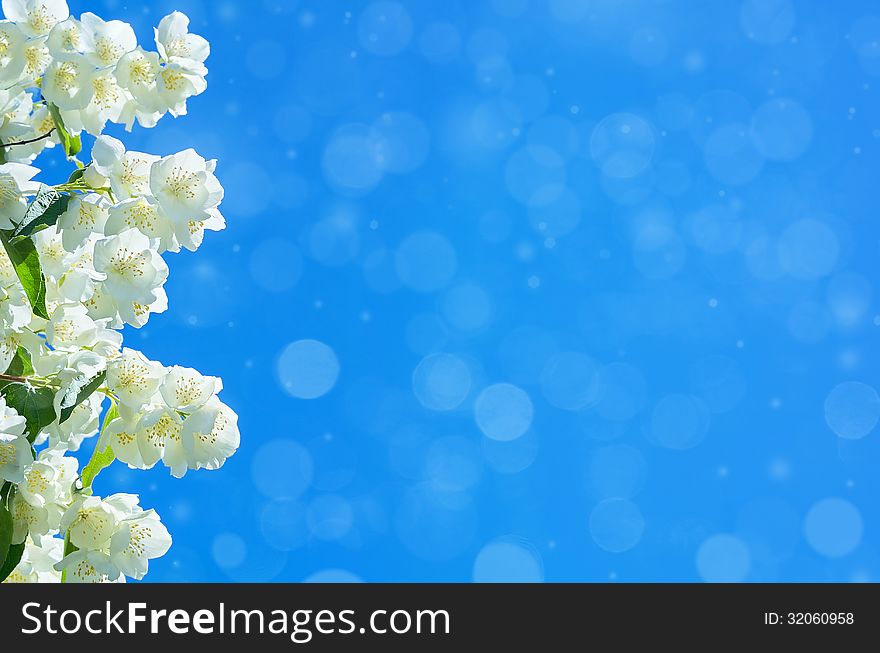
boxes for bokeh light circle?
[322,124,383,193]
[278,339,340,399]
[824,381,880,440]
[304,569,364,583]
[441,283,492,331]
[395,232,458,292]
[703,123,764,186]
[357,1,413,56]
[307,494,354,541]
[750,98,812,161]
[212,532,247,569]
[589,498,645,553]
[260,500,308,551]
[696,534,751,582]
[412,353,473,411]
[777,219,838,280]
[249,238,303,292]
[504,145,567,207]
[590,113,655,179]
[591,363,647,422]
[372,111,431,174]
[473,540,544,582]
[252,439,314,499]
[651,394,711,450]
[803,499,863,558]
[540,351,601,411]
[739,0,796,44]
[588,445,647,498]
[475,383,534,441]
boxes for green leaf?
[2,346,33,378]
[59,529,77,582]
[0,484,14,581]
[0,542,25,582]
[81,403,119,488]
[13,184,72,238]
[59,370,106,423]
[0,347,34,393]
[0,382,56,442]
[67,167,84,184]
[0,146,7,165]
[0,228,48,319]
[47,103,81,158]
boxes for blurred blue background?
[54,0,880,582]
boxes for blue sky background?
[47,0,880,582]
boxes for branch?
[0,128,55,149]
[0,373,28,383]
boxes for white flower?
[11,491,62,544]
[103,491,141,516]
[181,397,239,474]
[2,536,63,583]
[105,347,165,408]
[154,57,206,116]
[64,66,131,136]
[56,236,104,303]
[32,225,75,281]
[117,97,163,132]
[92,228,169,304]
[46,15,82,55]
[118,285,168,328]
[0,85,32,145]
[0,90,32,163]
[90,135,158,199]
[0,162,40,230]
[109,508,171,580]
[88,323,123,358]
[61,494,116,550]
[149,148,222,222]
[83,280,167,329]
[79,11,135,68]
[36,446,78,496]
[1,0,69,38]
[46,392,101,451]
[16,104,58,161]
[81,163,106,188]
[160,365,221,412]
[0,431,32,483]
[20,36,51,82]
[57,192,109,252]
[174,206,225,253]
[0,21,27,84]
[113,46,160,108]
[101,411,143,469]
[0,397,30,483]
[0,395,27,434]
[0,328,22,371]
[54,549,122,583]
[17,460,57,506]
[105,195,174,251]
[45,303,98,350]
[41,52,93,111]
[154,12,208,63]
[137,405,184,471]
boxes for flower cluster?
[0,1,237,584]
[0,0,208,144]
[103,352,239,479]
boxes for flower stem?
[0,128,55,149]
[0,373,54,387]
